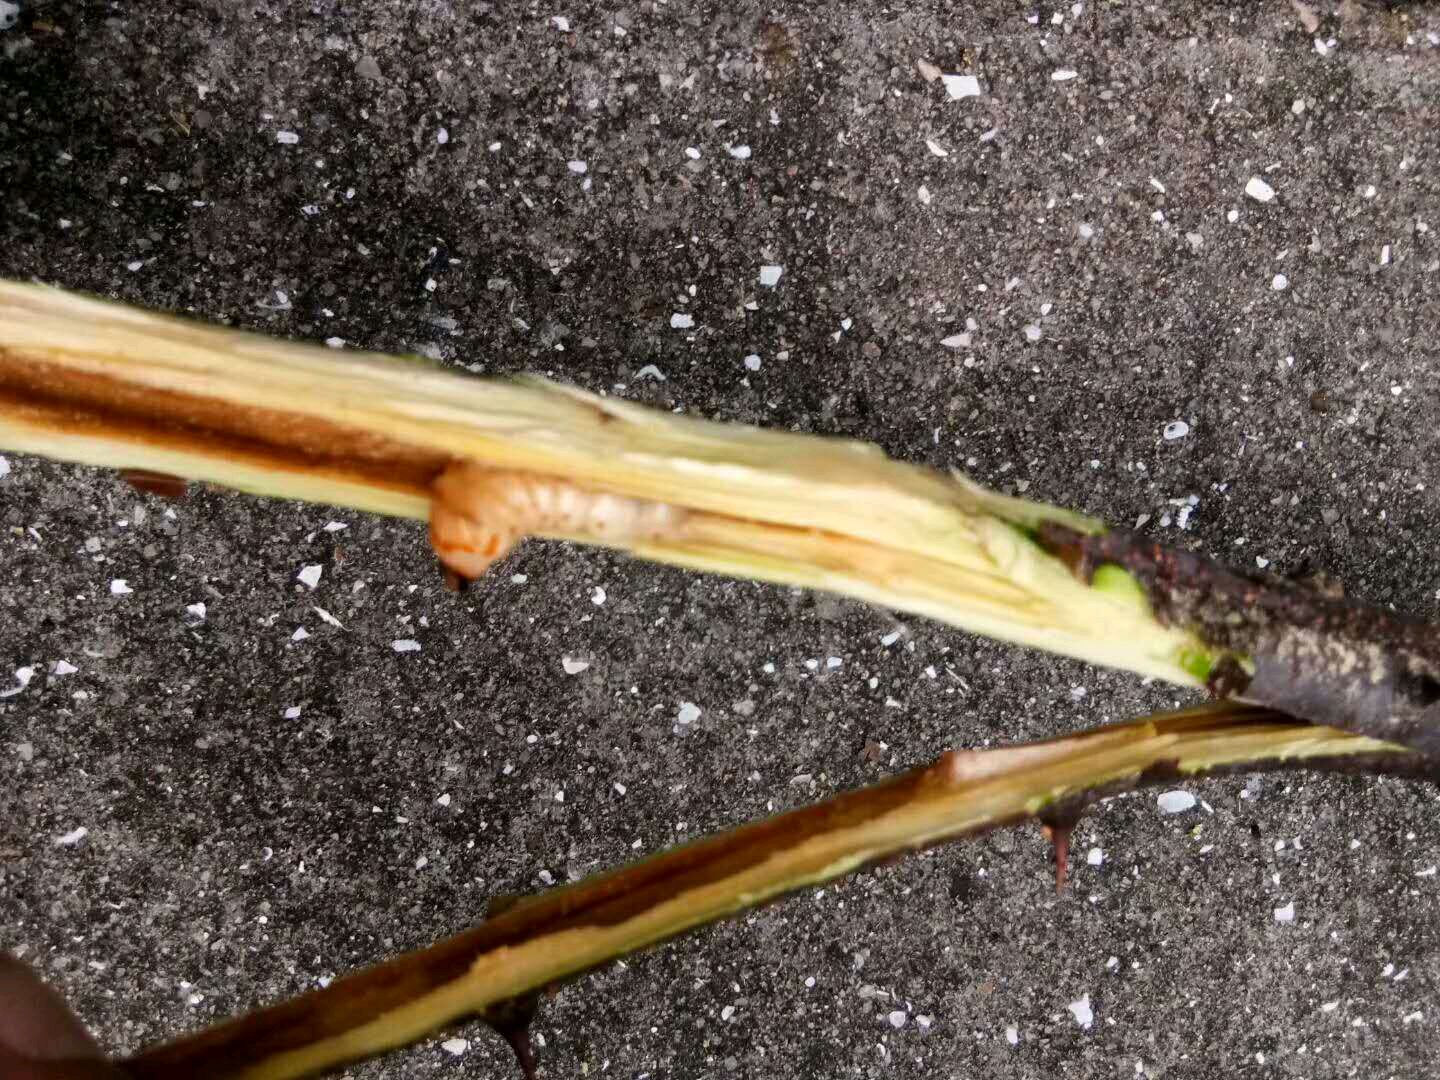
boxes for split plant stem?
[120,704,1421,1080]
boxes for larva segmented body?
[430,463,689,580]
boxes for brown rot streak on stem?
[0,356,447,495]
[1029,524,1095,581]
[120,469,189,499]
[1035,523,1440,754]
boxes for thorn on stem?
[1040,819,1075,895]
[1205,656,1251,699]
[483,993,541,1080]
[499,1021,539,1080]
[487,894,520,917]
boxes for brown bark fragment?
[1035,523,1440,753]
[119,469,189,499]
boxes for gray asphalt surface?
[3,2,1440,1077]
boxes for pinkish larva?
[429,463,689,580]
